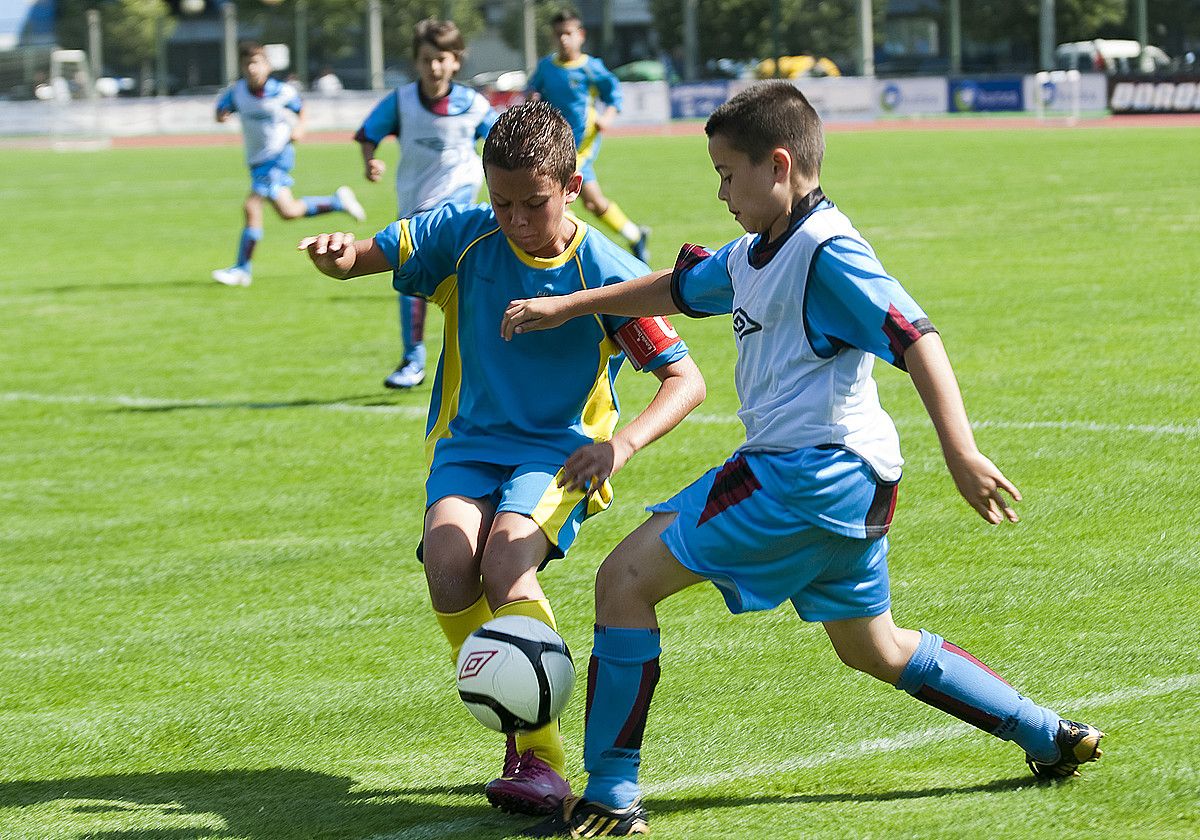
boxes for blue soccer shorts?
[249,146,296,199]
[576,127,602,184]
[649,450,893,622]
[425,459,613,563]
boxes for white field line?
[365,672,1200,840]
[3,391,1199,437]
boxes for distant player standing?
[300,102,705,816]
[212,41,364,288]
[355,19,498,389]
[527,8,649,262]
[504,82,1104,836]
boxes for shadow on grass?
[111,394,420,414]
[0,768,523,839]
[34,281,204,294]
[648,774,1034,817]
[0,771,1038,838]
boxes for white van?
[1056,39,1170,74]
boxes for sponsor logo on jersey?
[731,308,762,339]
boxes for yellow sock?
[494,599,567,775]
[434,592,493,665]
[598,202,642,245]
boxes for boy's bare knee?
[595,555,651,609]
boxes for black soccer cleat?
[1027,719,1105,780]
[523,795,650,837]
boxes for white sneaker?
[336,185,366,221]
[384,360,425,389]
[211,266,251,287]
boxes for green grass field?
[2,124,1198,839]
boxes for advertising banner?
[620,80,670,124]
[669,81,730,119]
[1109,76,1200,113]
[948,78,1024,112]
[877,77,948,116]
[1023,72,1108,112]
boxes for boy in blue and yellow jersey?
[505,83,1103,837]
[355,19,498,390]
[212,41,364,288]
[299,100,705,818]
[527,8,649,262]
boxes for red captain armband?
[613,316,681,370]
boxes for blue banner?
[948,78,1024,113]
[669,81,730,120]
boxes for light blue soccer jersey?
[669,191,937,538]
[527,55,622,148]
[355,82,498,217]
[373,203,689,468]
[216,78,302,167]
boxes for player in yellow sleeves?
[527,8,651,262]
[299,100,705,816]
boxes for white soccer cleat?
[211,266,251,287]
[336,185,366,221]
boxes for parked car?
[755,55,840,79]
[1055,40,1169,74]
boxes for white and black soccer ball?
[456,615,575,733]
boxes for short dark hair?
[482,100,576,186]
[412,18,465,59]
[550,7,582,28]
[238,41,265,62]
[705,81,824,179]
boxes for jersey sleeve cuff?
[670,243,720,319]
[883,305,938,371]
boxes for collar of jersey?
[553,54,590,69]
[506,213,587,269]
[747,186,828,269]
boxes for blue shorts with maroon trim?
[649,447,896,622]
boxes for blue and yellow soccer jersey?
[528,55,621,172]
[373,203,689,469]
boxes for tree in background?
[961,0,1125,47]
[57,0,175,80]
[649,0,888,73]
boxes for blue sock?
[235,227,262,271]
[303,194,341,216]
[582,626,661,810]
[399,295,426,368]
[897,630,1061,762]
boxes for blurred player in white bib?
[211,41,364,288]
[355,19,498,390]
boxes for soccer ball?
[456,615,575,733]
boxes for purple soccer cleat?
[485,742,571,816]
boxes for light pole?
[294,0,308,88]
[222,1,239,86]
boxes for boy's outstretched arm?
[502,268,677,339]
[904,332,1021,525]
[297,232,394,280]
[558,355,706,493]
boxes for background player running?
[527,8,649,262]
[212,41,364,288]
[355,19,497,389]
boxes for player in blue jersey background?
[527,8,650,263]
[211,42,364,288]
[355,20,498,390]
[504,83,1105,837]
[300,101,706,818]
